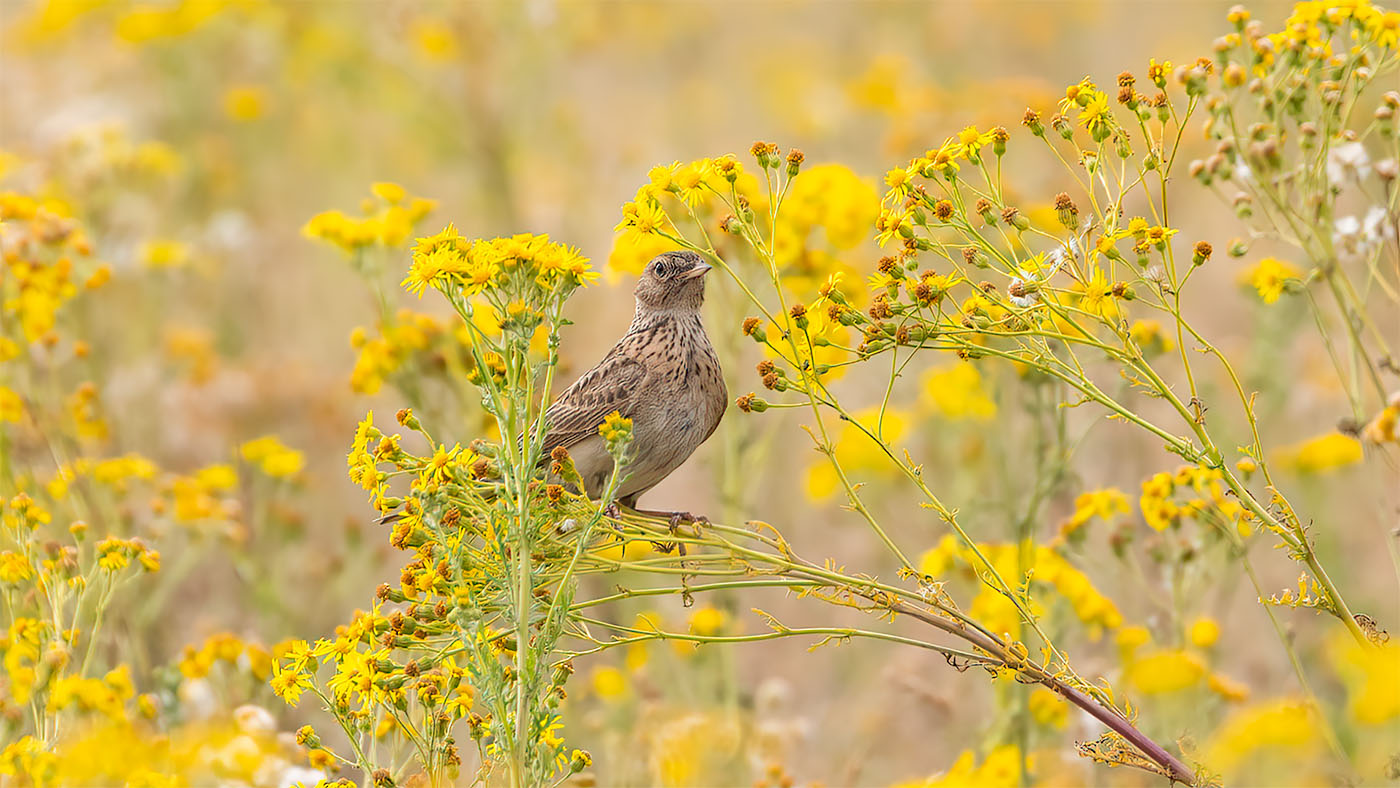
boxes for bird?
[542,249,727,524]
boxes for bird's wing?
[542,351,647,453]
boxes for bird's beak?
[682,262,713,280]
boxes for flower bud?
[736,393,768,413]
[789,303,808,331]
[1192,241,1212,266]
[785,149,804,177]
[1022,108,1045,137]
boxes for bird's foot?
[632,509,707,558]
[601,502,623,521]
[667,511,709,531]
[630,508,708,531]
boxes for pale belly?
[566,390,723,504]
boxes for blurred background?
[2,1,1394,786]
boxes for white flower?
[1045,238,1078,275]
[1327,141,1371,186]
[1362,206,1393,244]
[234,703,276,735]
[1334,207,1395,262]
[1008,278,1039,308]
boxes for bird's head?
[634,250,712,312]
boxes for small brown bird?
[543,250,726,521]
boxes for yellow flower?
[1028,687,1068,729]
[1129,319,1176,354]
[597,411,633,443]
[1126,648,1207,694]
[348,411,380,491]
[0,386,24,423]
[615,198,670,236]
[371,181,406,203]
[96,537,134,572]
[193,464,237,491]
[1361,397,1400,444]
[271,661,312,706]
[411,18,458,60]
[1328,634,1400,724]
[1241,257,1304,303]
[897,744,1024,788]
[590,666,628,701]
[1075,268,1119,320]
[773,164,880,262]
[1204,700,1321,776]
[0,551,32,584]
[139,239,190,269]
[1139,471,1178,531]
[534,242,597,289]
[306,186,436,255]
[1275,432,1363,474]
[1060,487,1130,536]
[240,435,305,478]
[1209,672,1251,702]
[921,364,996,421]
[805,407,910,500]
[608,232,683,277]
[1116,625,1151,660]
[221,85,265,122]
[1189,616,1221,648]
[688,605,727,636]
[1076,90,1112,135]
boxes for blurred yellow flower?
[919,536,1121,639]
[139,239,190,269]
[1189,616,1221,648]
[115,2,224,44]
[1126,648,1207,694]
[239,435,305,478]
[1208,672,1250,702]
[0,386,24,423]
[607,232,682,278]
[1240,257,1304,303]
[1328,635,1400,724]
[1129,319,1176,354]
[1028,688,1068,730]
[1275,432,1363,473]
[805,406,909,500]
[590,666,628,701]
[1361,396,1399,444]
[1204,699,1322,776]
[1060,487,1130,537]
[896,744,1024,787]
[221,85,265,122]
[688,605,727,636]
[1115,625,1151,659]
[921,363,996,421]
[411,18,458,60]
[773,164,879,264]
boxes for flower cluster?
[303,182,437,256]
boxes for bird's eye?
[653,262,668,278]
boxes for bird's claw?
[667,511,708,531]
[602,502,622,520]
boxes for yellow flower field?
[1,1,1398,786]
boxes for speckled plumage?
[542,250,726,507]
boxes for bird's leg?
[628,508,709,558]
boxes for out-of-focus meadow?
[2,1,1398,786]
